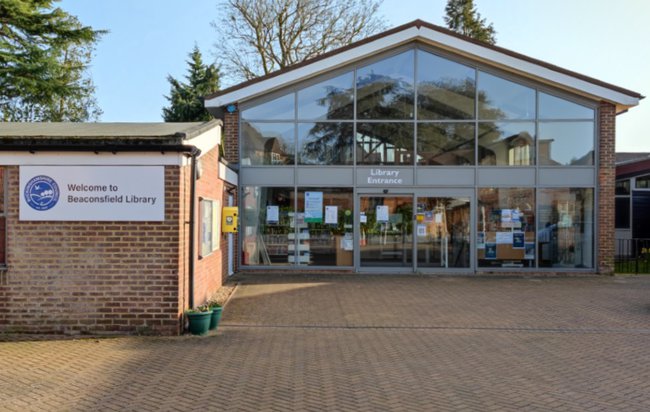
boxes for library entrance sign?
[20,166,164,221]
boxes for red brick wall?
[222,110,239,273]
[191,144,226,307]
[1,165,183,335]
[223,108,239,163]
[598,102,616,274]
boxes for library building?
[206,20,642,274]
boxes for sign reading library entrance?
[20,166,164,221]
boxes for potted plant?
[208,302,223,330]
[186,305,213,336]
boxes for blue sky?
[58,0,649,151]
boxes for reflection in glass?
[477,188,535,268]
[416,197,470,268]
[360,196,413,267]
[242,186,295,266]
[478,122,535,165]
[241,122,295,165]
[538,188,593,268]
[297,188,354,266]
[298,122,353,165]
[615,179,630,195]
[478,71,535,120]
[417,51,475,119]
[615,197,630,229]
[417,123,475,165]
[241,93,294,120]
[297,72,354,120]
[539,92,594,119]
[356,123,414,165]
[636,175,650,189]
[357,50,415,119]
[538,122,594,165]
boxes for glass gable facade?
[238,45,598,272]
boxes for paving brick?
[0,275,648,411]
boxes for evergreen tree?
[444,0,496,45]
[163,46,221,122]
[0,0,104,121]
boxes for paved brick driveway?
[1,275,649,411]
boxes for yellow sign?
[222,206,238,233]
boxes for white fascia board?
[0,152,183,166]
[205,27,420,108]
[219,162,238,186]
[184,125,220,159]
[206,25,639,110]
[416,27,640,109]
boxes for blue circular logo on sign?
[24,175,60,211]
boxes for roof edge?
[205,19,643,107]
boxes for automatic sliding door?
[359,196,413,268]
[415,197,470,268]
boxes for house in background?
[615,152,650,254]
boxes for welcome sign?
[20,166,165,221]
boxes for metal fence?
[615,238,650,274]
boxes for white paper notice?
[434,213,443,223]
[266,205,279,224]
[325,205,338,224]
[501,209,512,223]
[496,232,513,244]
[360,214,367,223]
[376,205,389,222]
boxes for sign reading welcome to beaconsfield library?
[20,166,164,221]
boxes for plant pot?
[187,310,213,335]
[209,306,223,330]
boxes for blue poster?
[304,191,323,223]
[513,232,525,248]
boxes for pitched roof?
[616,152,650,165]
[0,120,222,151]
[205,20,642,114]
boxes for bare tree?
[212,0,386,83]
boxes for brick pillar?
[222,107,240,274]
[598,102,616,274]
[223,107,239,164]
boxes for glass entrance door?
[359,196,413,268]
[358,193,472,272]
[415,197,471,269]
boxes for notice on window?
[512,232,525,249]
[376,205,389,222]
[477,232,485,249]
[434,213,443,223]
[485,243,497,259]
[496,232,513,244]
[325,205,338,224]
[501,209,512,223]
[360,213,367,223]
[304,191,323,223]
[266,205,279,224]
[525,243,535,259]
[417,224,427,237]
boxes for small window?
[297,72,354,120]
[200,198,221,258]
[636,175,650,189]
[417,50,476,120]
[241,93,295,121]
[615,197,630,229]
[616,179,630,195]
[538,122,594,166]
[539,92,594,120]
[357,50,415,120]
[478,71,535,120]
